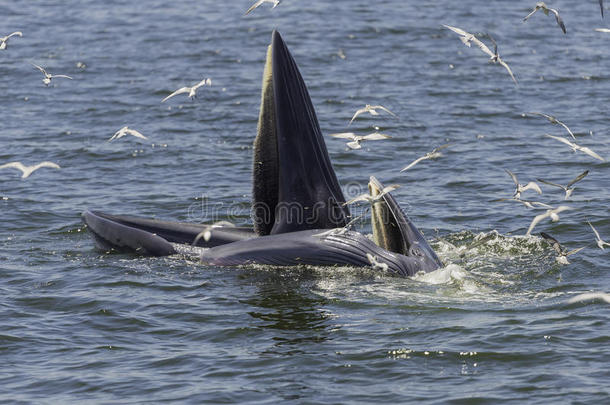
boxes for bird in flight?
[588,221,610,250]
[540,232,584,265]
[329,132,391,150]
[0,161,60,179]
[349,104,397,125]
[162,78,211,102]
[343,184,400,206]
[523,2,567,34]
[245,0,280,15]
[537,170,588,200]
[400,144,450,172]
[528,112,576,140]
[505,169,542,199]
[545,134,605,162]
[443,25,517,85]
[108,126,148,142]
[0,31,22,50]
[526,205,573,236]
[31,63,73,86]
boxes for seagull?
[545,134,605,162]
[588,221,610,250]
[523,2,567,34]
[540,232,585,265]
[108,126,148,142]
[0,161,60,179]
[400,144,450,172]
[537,170,588,200]
[366,253,389,272]
[343,184,400,206]
[528,112,576,140]
[568,292,610,304]
[162,78,212,102]
[245,0,280,15]
[595,28,610,32]
[192,221,235,245]
[505,169,542,199]
[443,25,517,85]
[31,63,73,86]
[348,104,397,125]
[491,197,552,209]
[329,132,391,150]
[0,31,22,50]
[314,209,370,237]
[526,205,573,236]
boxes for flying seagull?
[526,205,573,236]
[343,184,400,206]
[31,63,73,86]
[528,112,576,140]
[400,144,450,172]
[329,132,391,150]
[245,0,280,15]
[540,232,584,265]
[192,221,235,245]
[588,221,610,250]
[162,78,211,102]
[505,169,542,199]
[443,25,517,85]
[0,161,60,179]
[537,170,588,200]
[349,104,397,125]
[108,126,148,142]
[0,31,22,50]
[523,2,567,34]
[545,134,605,162]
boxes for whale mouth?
[251,30,351,236]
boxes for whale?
[81,30,442,277]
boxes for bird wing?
[432,143,451,153]
[524,181,542,194]
[566,247,585,256]
[400,156,427,172]
[373,105,397,117]
[556,120,575,140]
[126,128,148,140]
[162,87,190,102]
[344,194,369,206]
[245,0,264,15]
[505,168,519,187]
[31,63,47,75]
[553,206,573,215]
[540,232,564,254]
[8,31,23,38]
[531,201,553,209]
[471,35,495,58]
[550,9,567,34]
[36,161,61,170]
[545,134,574,147]
[537,178,564,190]
[523,7,539,21]
[566,170,589,187]
[329,132,357,140]
[0,161,26,172]
[442,24,472,38]
[527,211,549,236]
[601,0,604,18]
[530,111,552,120]
[348,107,367,125]
[51,74,73,80]
[498,58,518,85]
[595,28,610,32]
[588,221,602,241]
[577,145,605,161]
[193,78,210,89]
[381,184,401,195]
[361,132,391,141]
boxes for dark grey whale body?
[81,30,442,277]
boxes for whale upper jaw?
[251,30,351,236]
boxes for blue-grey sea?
[1,0,609,403]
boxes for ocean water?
[1,0,609,403]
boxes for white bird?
[492,197,552,209]
[588,221,610,250]
[162,78,211,102]
[526,205,573,236]
[537,170,589,200]
[595,28,610,32]
[245,0,280,15]
[0,31,22,50]
[545,134,605,162]
[192,221,235,245]
[348,104,397,125]
[528,112,576,140]
[540,232,584,264]
[329,132,391,150]
[343,184,400,206]
[366,253,389,272]
[108,126,148,142]
[31,63,72,86]
[400,144,450,172]
[568,292,610,304]
[505,169,542,199]
[523,2,567,34]
[443,25,517,85]
[0,161,60,179]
